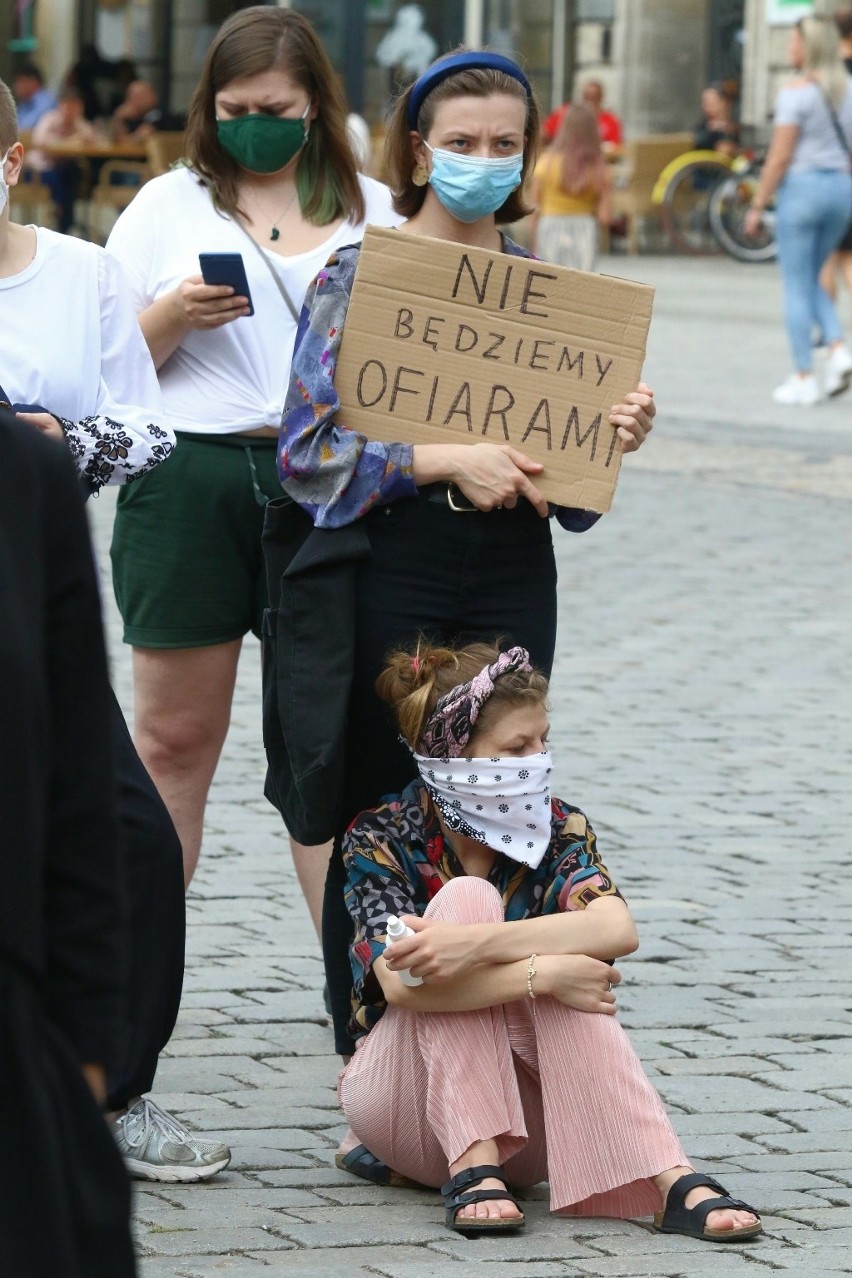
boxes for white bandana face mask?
[0,150,9,219]
[414,751,553,869]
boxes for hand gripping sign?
[334,226,655,513]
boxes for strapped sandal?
[440,1163,526,1235]
[654,1172,763,1243]
[335,1143,423,1190]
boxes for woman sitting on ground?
[339,641,763,1244]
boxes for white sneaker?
[114,1096,231,1182]
[824,345,852,397]
[772,374,823,406]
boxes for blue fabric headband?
[406,51,533,129]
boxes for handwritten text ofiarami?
[349,253,618,463]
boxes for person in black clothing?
[0,410,136,1278]
[693,82,740,156]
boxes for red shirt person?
[543,79,623,152]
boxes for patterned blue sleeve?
[277,246,417,529]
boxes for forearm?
[474,902,637,965]
[139,293,192,369]
[378,953,531,1013]
[752,138,792,209]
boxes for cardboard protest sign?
[333,226,655,513]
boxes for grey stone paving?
[90,253,852,1276]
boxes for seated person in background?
[694,82,739,156]
[30,89,99,233]
[12,62,57,131]
[339,641,763,1245]
[542,80,622,154]
[112,79,162,141]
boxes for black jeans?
[323,494,558,1056]
[105,692,185,1110]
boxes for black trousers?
[0,969,136,1278]
[322,495,558,1055]
[105,692,185,1110]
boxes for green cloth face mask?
[216,105,309,174]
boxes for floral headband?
[417,646,533,759]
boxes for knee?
[136,708,224,769]
[425,876,504,925]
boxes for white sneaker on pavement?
[114,1096,231,1182]
[772,374,822,406]
[824,345,852,398]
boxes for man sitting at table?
[13,63,57,132]
[111,80,163,142]
[30,89,99,233]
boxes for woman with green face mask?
[105,7,401,943]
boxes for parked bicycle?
[651,148,778,262]
[708,156,778,263]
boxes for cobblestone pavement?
[90,254,852,1277]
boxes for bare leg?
[821,252,838,302]
[289,838,333,940]
[840,251,852,295]
[655,1165,759,1233]
[131,641,242,886]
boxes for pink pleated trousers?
[340,877,688,1217]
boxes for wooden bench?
[610,132,694,254]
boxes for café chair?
[88,158,150,242]
[145,130,187,177]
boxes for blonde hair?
[552,102,606,196]
[0,79,18,152]
[376,639,549,753]
[799,14,850,106]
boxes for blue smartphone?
[198,252,254,317]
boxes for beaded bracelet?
[527,953,538,1000]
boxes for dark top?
[0,411,124,1064]
[343,781,622,1039]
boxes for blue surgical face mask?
[423,143,523,223]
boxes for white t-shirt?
[0,227,172,489]
[106,167,403,434]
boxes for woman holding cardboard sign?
[270,50,654,1069]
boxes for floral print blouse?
[343,781,622,1039]
[278,234,600,534]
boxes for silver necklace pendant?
[270,227,280,242]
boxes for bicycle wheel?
[709,171,778,263]
[661,159,732,254]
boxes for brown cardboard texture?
[334,226,655,513]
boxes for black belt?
[419,483,487,512]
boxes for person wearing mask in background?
[29,88,99,234]
[693,82,740,157]
[0,84,230,1184]
[820,7,852,307]
[0,407,136,1278]
[105,6,401,931]
[12,62,57,131]
[529,102,611,271]
[745,15,852,405]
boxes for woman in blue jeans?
[745,15,852,407]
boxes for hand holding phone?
[198,252,254,317]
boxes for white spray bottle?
[384,915,424,987]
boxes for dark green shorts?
[111,431,280,649]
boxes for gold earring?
[412,161,429,187]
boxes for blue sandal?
[441,1164,526,1235]
[654,1172,762,1243]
